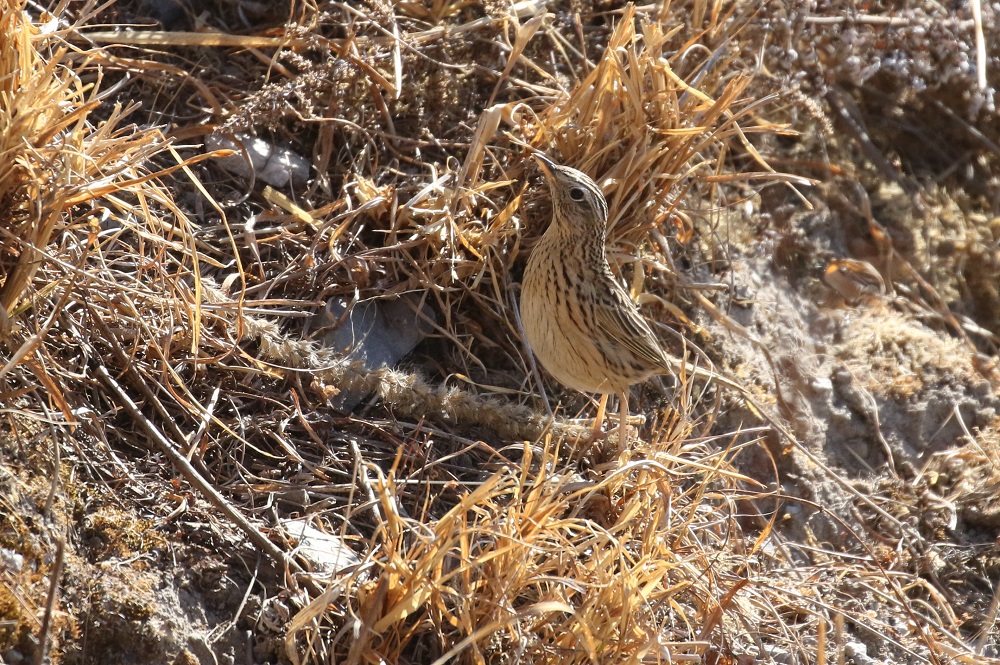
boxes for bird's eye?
[569,187,586,201]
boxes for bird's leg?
[589,393,609,441]
[618,390,630,453]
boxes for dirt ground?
[2,0,1000,664]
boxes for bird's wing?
[592,280,672,371]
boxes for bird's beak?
[532,152,558,180]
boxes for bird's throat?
[541,221,608,267]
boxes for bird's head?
[533,153,609,236]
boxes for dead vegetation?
[1,0,999,664]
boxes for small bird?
[520,153,681,449]
[823,258,886,305]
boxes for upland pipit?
[520,153,680,449]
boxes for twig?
[95,364,322,595]
[185,385,220,460]
[970,0,987,92]
[975,574,1000,655]
[801,15,974,28]
[35,535,65,665]
[825,87,919,200]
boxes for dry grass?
[0,0,997,663]
[0,0,178,393]
[286,432,772,664]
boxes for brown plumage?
[520,153,676,447]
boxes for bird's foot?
[587,416,645,460]
[607,421,639,455]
